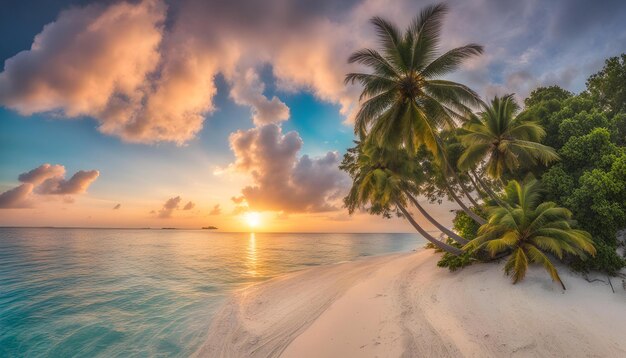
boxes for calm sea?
[0,228,424,357]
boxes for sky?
[1,0,625,231]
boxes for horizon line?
[0,226,430,234]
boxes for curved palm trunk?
[467,170,487,199]
[433,137,486,225]
[395,200,464,255]
[444,160,482,208]
[405,193,470,245]
[441,171,487,225]
[470,168,509,209]
[470,169,497,200]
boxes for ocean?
[0,228,424,357]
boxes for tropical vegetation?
[457,94,559,179]
[342,3,626,289]
[344,3,486,225]
[464,177,596,289]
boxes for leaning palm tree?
[341,142,464,254]
[464,178,596,289]
[457,94,559,180]
[345,3,486,224]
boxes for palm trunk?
[395,200,464,255]
[405,193,470,245]
[466,169,489,200]
[471,168,497,199]
[433,136,486,225]
[471,168,509,209]
[441,170,487,225]
[444,160,482,208]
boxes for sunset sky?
[1,0,625,231]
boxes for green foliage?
[541,164,575,203]
[457,94,559,178]
[558,110,614,145]
[542,129,626,251]
[436,209,481,271]
[342,13,626,278]
[559,128,619,175]
[519,87,573,148]
[570,240,626,275]
[464,178,596,289]
[586,54,626,115]
[345,3,483,157]
[565,154,626,245]
[340,142,418,217]
[452,209,480,241]
[517,57,626,274]
[524,86,573,108]
[437,249,474,271]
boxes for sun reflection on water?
[246,232,257,277]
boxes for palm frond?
[504,247,528,284]
[348,49,400,79]
[370,16,408,72]
[409,3,448,69]
[524,243,565,290]
[421,44,483,78]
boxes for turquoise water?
[0,228,423,357]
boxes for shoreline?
[197,249,626,357]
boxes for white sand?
[197,249,626,357]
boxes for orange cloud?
[18,164,65,185]
[158,196,181,218]
[36,170,99,195]
[0,184,34,209]
[0,0,168,142]
[1,0,399,144]
[230,124,348,213]
[209,204,221,215]
[0,164,99,209]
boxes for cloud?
[442,0,626,101]
[209,204,221,215]
[36,170,100,195]
[18,164,66,185]
[0,184,34,209]
[0,164,99,208]
[230,68,290,125]
[231,196,246,204]
[0,0,171,143]
[232,205,249,215]
[2,0,625,144]
[0,0,382,142]
[113,203,121,210]
[229,123,348,213]
[155,196,197,217]
[158,196,181,218]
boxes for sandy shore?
[197,249,626,357]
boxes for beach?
[199,249,626,357]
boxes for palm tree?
[457,94,559,180]
[341,142,464,254]
[345,3,486,224]
[464,178,596,289]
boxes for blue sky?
[0,0,625,230]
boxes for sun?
[244,212,261,229]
